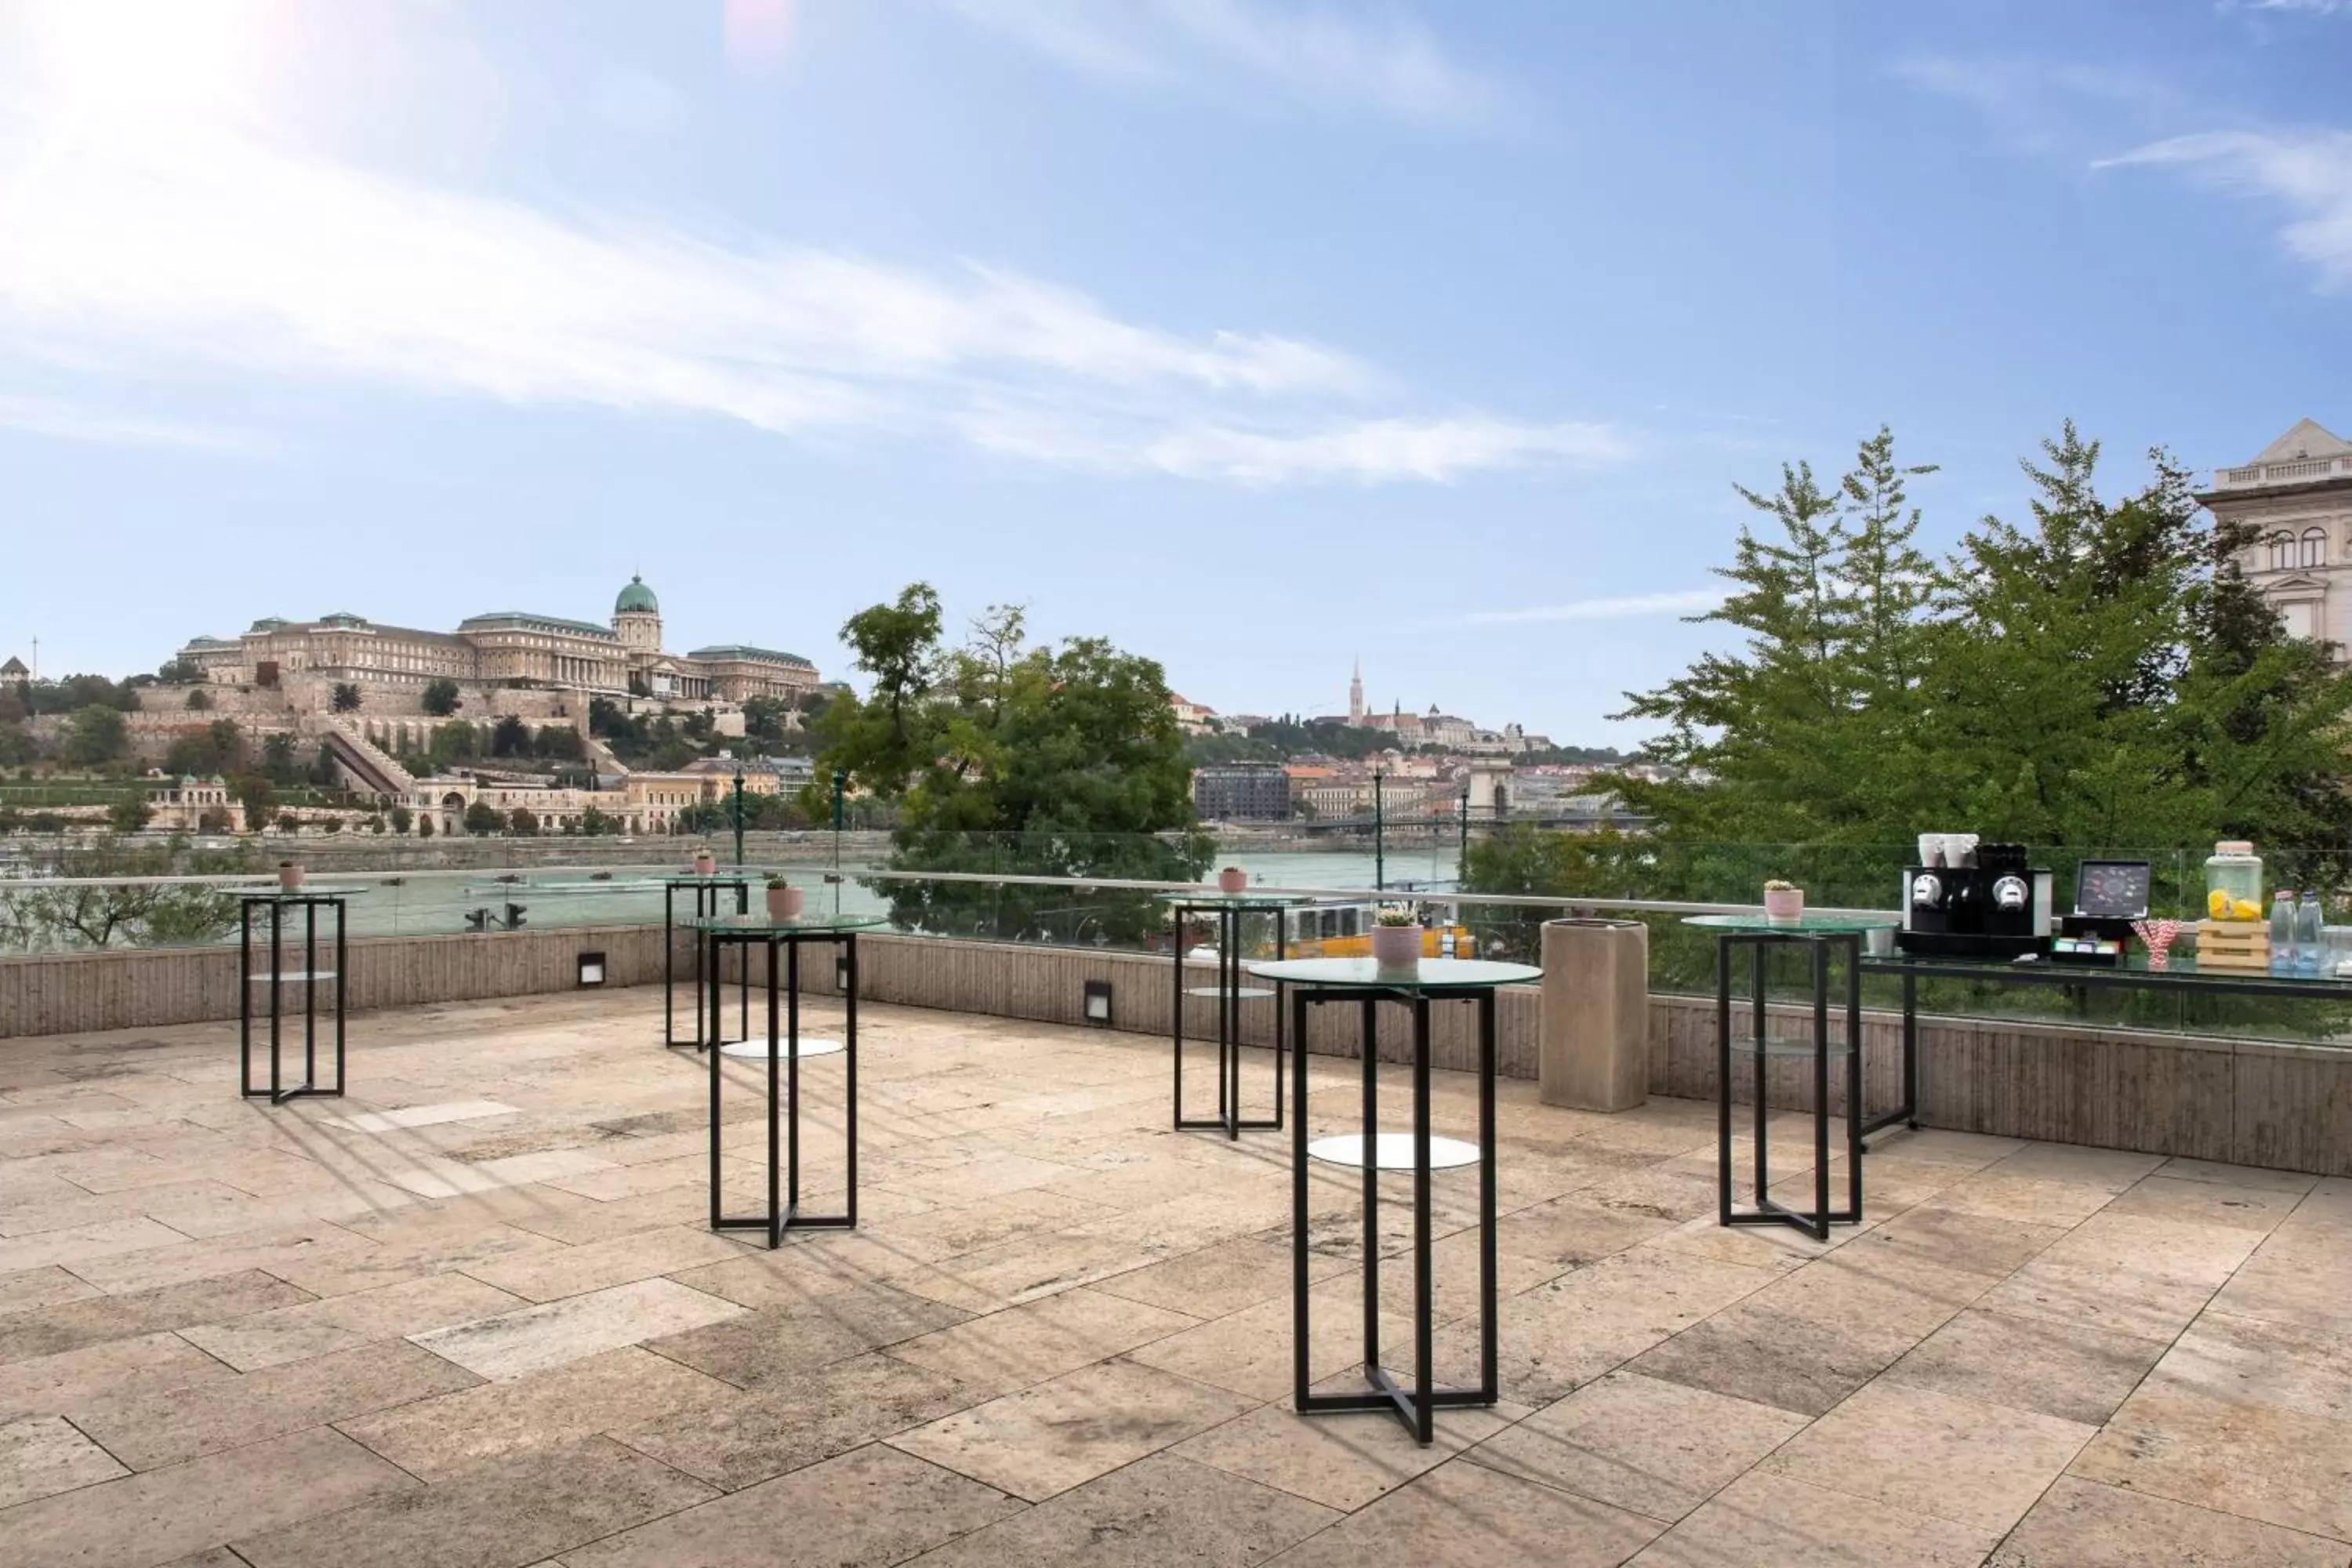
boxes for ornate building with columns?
[2200,419,2352,651]
[176,576,819,706]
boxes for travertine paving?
[1,989,2347,1566]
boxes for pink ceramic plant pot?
[1762,887,1805,924]
[1217,866,1248,895]
[1370,924,1423,971]
[766,885,804,920]
[693,851,717,876]
[278,862,303,891]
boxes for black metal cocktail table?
[1250,955,1541,1446]
[666,874,751,1049]
[241,891,358,1104]
[1157,891,1314,1139]
[692,912,886,1248]
[1685,913,1899,1241]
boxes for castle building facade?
[176,577,818,706]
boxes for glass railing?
[6,829,2351,1046]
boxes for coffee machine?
[1897,840,2054,959]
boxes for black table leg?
[1291,984,1501,1446]
[1719,931,1864,1238]
[710,932,856,1249]
[1174,901,1282,1137]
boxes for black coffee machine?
[1897,840,2054,959]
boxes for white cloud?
[2100,130,2352,288]
[0,392,258,451]
[0,111,1623,484]
[1457,590,1724,628]
[0,0,1606,486]
[1891,56,2184,154]
[946,0,1526,132]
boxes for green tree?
[185,688,212,712]
[1572,421,2352,913]
[274,811,300,833]
[0,833,252,949]
[388,803,413,834]
[234,774,278,833]
[417,814,434,839]
[815,590,1208,942]
[463,800,506,834]
[490,716,531,757]
[430,721,478,764]
[421,678,462,717]
[106,795,154,833]
[0,725,35,768]
[579,804,615,836]
[62,705,129,768]
[260,731,300,786]
[508,806,539,835]
[533,724,584,761]
[155,658,202,684]
[331,682,362,713]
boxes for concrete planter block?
[1540,917,1650,1112]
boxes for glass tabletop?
[1862,950,2352,989]
[1248,956,1543,989]
[688,913,889,935]
[1154,890,1320,908]
[1682,913,1902,934]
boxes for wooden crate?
[2193,920,2270,972]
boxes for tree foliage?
[421,678,462,717]
[331,682,362,713]
[0,834,253,950]
[814,586,1209,942]
[1555,421,2352,907]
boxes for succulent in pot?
[1370,903,1424,971]
[1762,880,1805,924]
[764,876,804,920]
[692,847,717,876]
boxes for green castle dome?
[615,575,659,615]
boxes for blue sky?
[1,0,2347,743]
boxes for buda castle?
[174,576,818,707]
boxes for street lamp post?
[731,764,745,867]
[1373,769,1385,893]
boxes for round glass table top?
[1247,956,1542,989]
[1682,913,1901,934]
[688,913,889,935]
[1153,889,1319,906]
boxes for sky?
[1,0,2347,744]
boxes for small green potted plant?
[765,874,803,920]
[1763,879,1804,924]
[1370,903,1423,972]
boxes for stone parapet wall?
[2,927,2345,1174]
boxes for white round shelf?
[718,1036,846,1060]
[1305,1133,1482,1171]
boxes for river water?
[169,844,1467,946]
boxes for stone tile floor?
[1,989,2348,1567]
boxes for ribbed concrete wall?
[3,927,2345,1174]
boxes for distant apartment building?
[1192,763,1292,822]
[176,576,819,708]
[2201,418,2352,648]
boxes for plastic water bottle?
[2270,891,2296,975]
[2296,892,2324,976]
